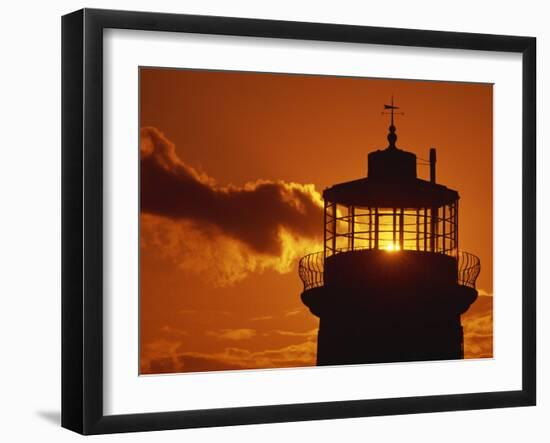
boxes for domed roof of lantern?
[323,99,459,208]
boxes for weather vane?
[381,96,404,127]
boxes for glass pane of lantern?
[335,204,349,252]
[353,207,371,250]
[378,209,398,251]
[403,209,418,250]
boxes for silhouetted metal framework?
[324,202,458,257]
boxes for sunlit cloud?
[206,328,257,340]
[178,309,229,316]
[142,214,321,286]
[283,308,304,317]
[251,315,274,322]
[159,325,190,338]
[273,329,317,338]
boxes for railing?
[298,248,480,291]
[298,251,325,291]
[456,250,481,289]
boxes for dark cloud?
[140,126,323,255]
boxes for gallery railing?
[298,250,325,291]
[298,248,480,291]
[455,250,481,289]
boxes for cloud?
[140,338,183,374]
[251,315,274,322]
[140,126,324,255]
[178,309,229,316]
[159,325,190,338]
[283,308,304,317]
[206,328,257,340]
[273,329,317,338]
[141,340,317,374]
[462,295,493,359]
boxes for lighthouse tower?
[299,101,480,365]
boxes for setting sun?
[384,243,401,252]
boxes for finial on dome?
[382,96,403,150]
[387,123,397,148]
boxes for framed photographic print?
[61,8,536,435]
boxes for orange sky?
[139,68,493,374]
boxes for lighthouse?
[298,100,480,365]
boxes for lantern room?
[323,115,459,260]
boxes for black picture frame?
[61,8,536,435]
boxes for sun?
[384,243,401,252]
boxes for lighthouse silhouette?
[299,99,481,365]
